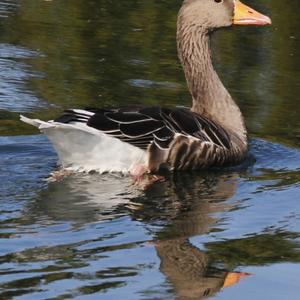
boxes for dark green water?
[0,0,300,299]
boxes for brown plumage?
[20,0,271,174]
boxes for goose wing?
[55,107,231,151]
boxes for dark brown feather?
[54,107,245,171]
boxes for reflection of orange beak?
[222,272,252,289]
[233,0,271,26]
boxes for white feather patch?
[20,116,147,173]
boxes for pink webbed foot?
[129,164,164,187]
[47,169,74,182]
[129,164,148,183]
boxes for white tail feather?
[20,115,147,173]
[20,115,55,129]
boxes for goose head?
[179,0,271,32]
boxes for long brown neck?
[177,20,247,142]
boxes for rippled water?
[0,0,300,299]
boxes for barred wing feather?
[57,107,231,152]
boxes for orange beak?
[233,0,271,26]
[222,272,252,289]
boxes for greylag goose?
[21,0,271,177]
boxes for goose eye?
[214,0,223,3]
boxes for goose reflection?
[31,173,139,224]
[155,238,249,298]
[29,171,249,298]
[130,172,249,299]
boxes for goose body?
[21,0,271,175]
[21,106,245,173]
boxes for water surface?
[0,0,300,299]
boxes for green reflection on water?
[1,2,300,298]
[0,0,299,149]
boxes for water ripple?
[0,44,45,113]
[0,134,300,298]
[0,0,18,19]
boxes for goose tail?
[20,115,55,129]
[19,115,147,173]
